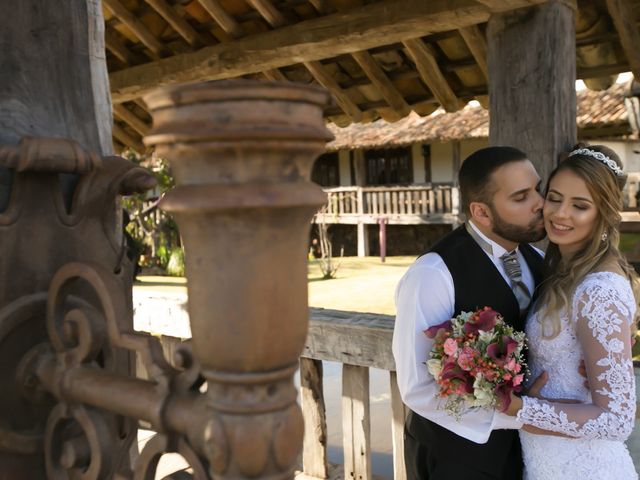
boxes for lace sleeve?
[516,279,636,440]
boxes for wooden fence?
[317,185,459,224]
[135,307,403,480]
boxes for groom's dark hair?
[458,146,528,214]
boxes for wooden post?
[379,218,387,263]
[390,371,407,480]
[487,0,577,182]
[357,187,369,257]
[300,358,329,479]
[357,222,370,257]
[342,364,372,480]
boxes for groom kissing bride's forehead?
[394,143,639,480]
[459,146,546,249]
[393,145,548,480]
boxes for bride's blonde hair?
[536,144,640,338]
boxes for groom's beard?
[490,206,546,244]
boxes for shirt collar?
[467,220,517,260]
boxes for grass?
[307,256,415,315]
[135,256,416,316]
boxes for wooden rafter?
[458,25,488,80]
[308,0,331,15]
[246,0,287,28]
[112,123,145,152]
[351,50,411,119]
[144,0,204,47]
[105,30,139,65]
[606,0,640,82]
[196,0,244,38]
[304,61,363,123]
[103,0,167,57]
[113,104,151,137]
[110,0,547,103]
[403,38,460,112]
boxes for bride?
[504,144,639,479]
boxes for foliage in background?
[122,151,184,276]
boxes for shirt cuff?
[492,411,523,430]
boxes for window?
[312,153,340,187]
[365,147,413,185]
[423,144,432,183]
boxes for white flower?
[427,359,442,378]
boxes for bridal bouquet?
[425,307,527,419]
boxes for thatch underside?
[104,0,640,153]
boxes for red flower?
[494,380,518,412]
[487,336,518,366]
[441,362,474,394]
[425,320,452,339]
[463,308,500,335]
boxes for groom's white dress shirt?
[392,221,539,444]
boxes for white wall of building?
[430,142,453,182]
[411,143,426,183]
[338,150,352,186]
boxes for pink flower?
[463,308,500,335]
[513,374,524,387]
[487,336,518,366]
[503,373,512,381]
[443,338,458,356]
[425,320,452,339]
[457,346,476,371]
[505,358,517,372]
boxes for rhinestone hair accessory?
[568,148,625,177]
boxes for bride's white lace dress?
[517,271,638,480]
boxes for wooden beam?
[308,0,331,14]
[488,2,576,185]
[475,0,567,10]
[110,0,548,102]
[196,0,244,38]
[403,38,460,112]
[103,0,167,57]
[459,25,488,80]
[144,0,204,47]
[606,0,640,82]
[112,123,145,152]
[262,69,289,81]
[105,30,138,65]
[351,50,411,118]
[304,61,363,122]
[113,104,151,137]
[246,0,287,28]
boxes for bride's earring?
[601,231,608,242]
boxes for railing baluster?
[390,371,408,480]
[384,191,391,215]
[428,189,435,214]
[343,364,372,480]
[436,188,444,213]
[300,358,329,479]
[420,190,428,214]
[444,187,452,213]
[398,191,405,215]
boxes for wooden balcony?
[315,185,460,225]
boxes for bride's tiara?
[568,148,625,177]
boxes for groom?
[392,146,546,480]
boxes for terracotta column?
[144,80,332,479]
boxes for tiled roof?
[327,83,634,151]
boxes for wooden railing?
[319,184,459,222]
[134,303,403,480]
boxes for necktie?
[500,251,531,311]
